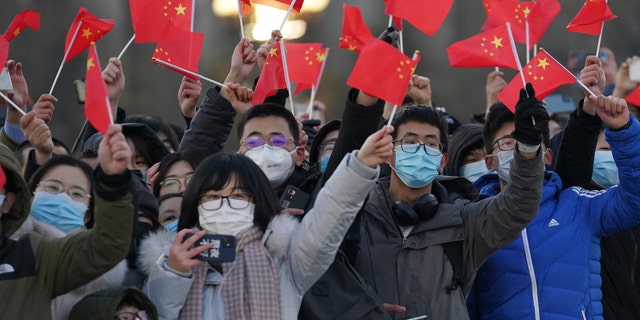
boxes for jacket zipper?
[521,228,540,320]
[582,308,587,320]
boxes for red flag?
[151,22,204,80]
[482,0,533,44]
[347,38,420,106]
[625,86,640,107]
[339,5,373,53]
[285,43,326,94]
[0,37,8,68]
[252,42,287,105]
[130,0,193,43]
[252,0,304,13]
[566,0,617,35]
[291,47,327,94]
[3,10,40,41]
[382,0,403,31]
[64,7,114,62]
[446,25,519,70]
[385,0,453,36]
[0,165,6,190]
[526,0,561,46]
[85,45,112,134]
[498,49,576,112]
[240,0,253,16]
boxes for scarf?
[179,227,282,319]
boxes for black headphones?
[393,193,440,227]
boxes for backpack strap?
[442,240,465,294]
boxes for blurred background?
[2,0,639,148]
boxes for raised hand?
[98,124,131,176]
[579,55,605,115]
[486,70,506,111]
[613,56,640,98]
[6,60,28,109]
[20,111,53,164]
[222,82,253,114]
[256,30,281,70]
[32,94,56,123]
[226,37,257,84]
[102,57,125,112]
[590,95,630,130]
[407,74,432,106]
[357,125,394,168]
[511,83,549,147]
[178,76,202,119]
[167,229,212,273]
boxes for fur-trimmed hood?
[137,214,300,276]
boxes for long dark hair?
[152,152,197,197]
[178,153,280,232]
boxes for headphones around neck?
[393,193,440,227]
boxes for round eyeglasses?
[393,139,443,156]
[159,176,192,194]
[38,179,91,202]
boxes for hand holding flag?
[253,41,287,105]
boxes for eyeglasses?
[159,176,192,193]
[199,193,252,211]
[113,310,150,320]
[241,135,293,150]
[38,179,91,202]
[491,135,516,152]
[392,139,443,156]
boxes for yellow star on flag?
[269,47,278,57]
[490,36,503,48]
[316,51,325,63]
[82,28,93,39]
[87,57,96,70]
[175,3,187,15]
[12,28,21,37]
[522,6,531,16]
[348,45,357,51]
[537,57,550,70]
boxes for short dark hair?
[127,114,180,152]
[483,102,549,154]
[178,153,280,232]
[152,152,197,197]
[237,103,299,145]
[390,104,449,153]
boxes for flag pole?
[594,22,604,57]
[306,48,330,117]
[506,23,527,91]
[525,21,530,63]
[387,50,419,127]
[0,91,26,116]
[49,19,83,95]
[399,30,404,54]
[153,58,227,88]
[542,49,597,98]
[105,95,114,125]
[237,0,245,39]
[117,34,135,60]
[191,0,195,31]
[279,38,295,116]
[278,0,297,32]
[388,15,393,28]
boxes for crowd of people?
[0,25,639,320]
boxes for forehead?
[396,121,441,141]
[166,160,194,177]
[492,122,515,144]
[42,165,91,189]
[242,116,292,139]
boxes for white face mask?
[496,150,514,182]
[244,145,295,187]
[198,199,255,236]
[459,160,490,183]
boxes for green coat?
[0,143,134,319]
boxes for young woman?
[140,126,393,319]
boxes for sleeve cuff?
[162,261,193,278]
[94,166,132,201]
[3,120,26,144]
[346,151,379,180]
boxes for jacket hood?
[309,119,341,164]
[443,123,484,177]
[475,170,561,205]
[0,143,31,239]
[68,286,158,320]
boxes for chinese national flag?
[0,165,5,190]
[64,7,114,62]
[252,41,287,105]
[347,38,420,106]
[85,44,112,134]
[130,0,193,43]
[3,10,40,42]
[482,0,532,44]
[566,0,617,35]
[240,0,253,16]
[625,86,640,107]
[446,25,518,70]
[151,22,204,80]
[385,0,452,36]
[285,43,326,94]
[340,5,373,53]
[498,49,576,112]
[252,0,304,13]
[382,0,403,31]
[0,37,8,68]
[526,0,561,46]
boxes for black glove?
[511,83,549,146]
[378,27,400,48]
[301,119,320,146]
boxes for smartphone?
[74,79,86,104]
[184,233,237,262]
[629,60,640,82]
[280,185,309,210]
[0,67,12,91]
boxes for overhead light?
[212,0,238,17]
[249,20,306,40]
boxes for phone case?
[280,185,310,210]
[185,233,237,262]
[630,61,640,82]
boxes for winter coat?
[140,152,379,319]
[468,117,640,320]
[0,142,135,319]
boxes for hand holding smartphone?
[629,60,640,83]
[184,233,237,262]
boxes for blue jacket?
[467,117,640,320]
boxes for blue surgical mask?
[319,154,330,173]
[460,160,490,183]
[31,191,88,234]
[592,150,619,188]
[496,150,514,182]
[392,146,442,188]
[165,219,179,234]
